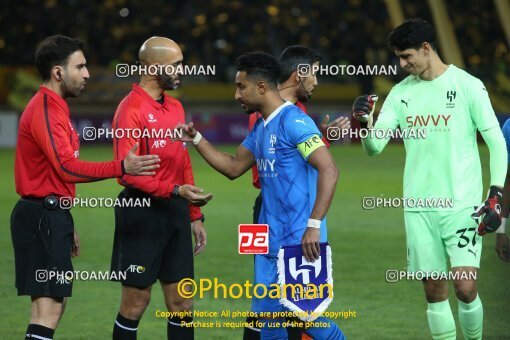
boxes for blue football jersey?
[242,101,328,256]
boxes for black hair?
[278,45,322,83]
[35,35,85,81]
[387,18,437,51]
[236,52,280,89]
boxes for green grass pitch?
[0,144,508,339]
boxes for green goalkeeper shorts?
[404,207,482,273]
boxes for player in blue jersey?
[496,118,510,261]
[178,52,344,339]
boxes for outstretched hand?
[123,143,161,176]
[175,122,198,142]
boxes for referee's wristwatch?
[171,185,181,199]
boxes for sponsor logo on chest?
[148,113,157,123]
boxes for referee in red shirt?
[243,46,350,340]
[110,37,212,340]
[11,36,160,340]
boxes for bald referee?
[11,35,160,340]
[110,37,212,340]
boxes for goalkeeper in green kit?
[352,19,507,340]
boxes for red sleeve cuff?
[189,205,203,221]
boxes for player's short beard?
[157,74,178,90]
[240,102,257,114]
[297,82,311,102]
[297,92,311,103]
[60,77,81,98]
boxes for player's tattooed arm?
[307,146,338,220]
[301,145,338,262]
[177,122,255,179]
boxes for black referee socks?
[25,324,54,339]
[167,316,194,340]
[112,313,193,339]
[113,313,139,340]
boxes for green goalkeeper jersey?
[362,65,500,211]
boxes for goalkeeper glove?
[352,94,378,126]
[471,186,503,235]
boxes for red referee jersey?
[113,84,202,221]
[248,101,330,189]
[15,86,123,198]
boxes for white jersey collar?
[263,101,293,127]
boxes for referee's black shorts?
[10,198,74,298]
[110,188,193,288]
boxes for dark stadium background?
[0,1,509,339]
